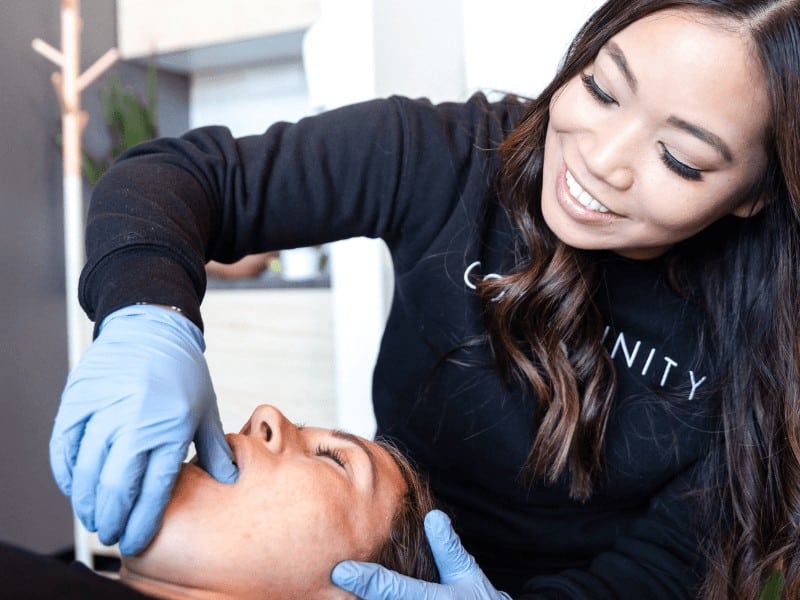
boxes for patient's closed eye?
[315,444,347,469]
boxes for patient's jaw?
[121,405,406,599]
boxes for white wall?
[372,0,466,101]
[159,0,609,114]
[462,0,606,98]
[303,0,374,111]
[190,60,310,135]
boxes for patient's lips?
[225,433,246,473]
[186,435,240,474]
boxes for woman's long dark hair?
[479,1,800,597]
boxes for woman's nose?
[245,404,296,452]
[581,119,638,190]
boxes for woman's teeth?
[565,170,610,213]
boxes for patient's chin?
[176,460,218,487]
[120,463,219,578]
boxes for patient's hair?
[369,441,439,583]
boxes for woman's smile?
[556,163,618,224]
[565,168,610,213]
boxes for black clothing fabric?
[0,542,153,599]
[81,94,715,598]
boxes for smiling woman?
[119,404,438,599]
[480,2,800,597]
[540,9,769,260]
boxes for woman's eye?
[659,144,703,181]
[581,73,617,105]
[315,445,347,469]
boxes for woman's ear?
[731,192,766,218]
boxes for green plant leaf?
[146,62,158,125]
[82,152,108,186]
[87,66,160,182]
[112,93,155,151]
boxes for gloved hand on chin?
[332,509,511,599]
[49,304,238,555]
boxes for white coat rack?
[32,0,120,567]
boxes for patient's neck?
[120,567,233,599]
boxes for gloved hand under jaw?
[332,509,512,600]
[49,303,239,555]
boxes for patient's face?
[121,405,406,600]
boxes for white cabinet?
[203,288,337,432]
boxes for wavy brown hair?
[368,440,439,583]
[478,1,800,598]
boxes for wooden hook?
[77,47,120,92]
[31,38,64,68]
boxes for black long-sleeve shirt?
[81,93,714,598]
[0,542,153,599]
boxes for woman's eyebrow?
[603,40,734,163]
[604,41,638,93]
[331,429,377,490]
[666,116,734,163]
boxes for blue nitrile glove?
[49,304,238,555]
[331,509,512,599]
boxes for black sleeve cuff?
[79,251,205,336]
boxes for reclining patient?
[2,404,437,599]
[122,403,438,598]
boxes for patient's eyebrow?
[332,429,377,491]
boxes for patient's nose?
[247,404,295,453]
